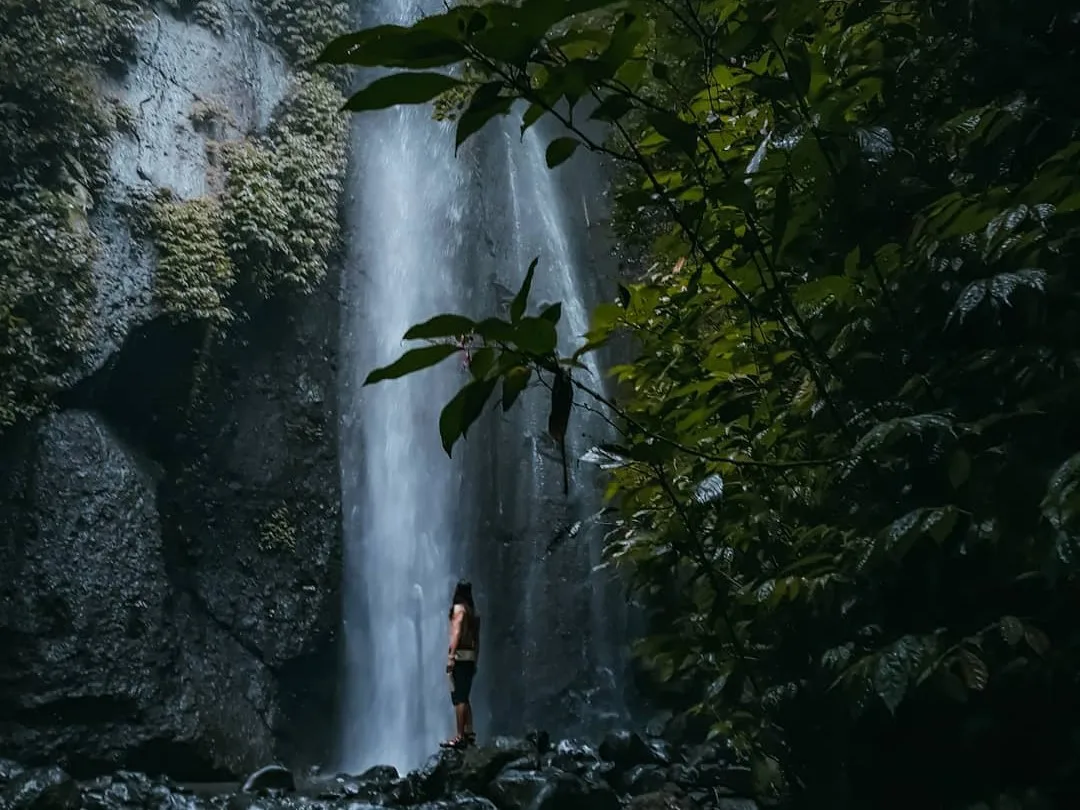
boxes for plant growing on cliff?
[323,0,1080,807]
[0,0,148,428]
[256,0,348,66]
[149,191,235,323]
[221,74,347,297]
[259,504,298,553]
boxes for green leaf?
[502,365,532,411]
[364,344,459,385]
[1024,624,1050,655]
[342,72,464,112]
[513,317,558,355]
[548,366,572,442]
[958,650,989,690]
[511,257,539,322]
[403,313,476,340]
[645,111,698,154]
[771,175,791,262]
[474,317,517,343]
[590,94,634,122]
[439,377,498,456]
[539,302,563,324]
[319,25,467,69]
[546,137,581,168]
[948,450,971,489]
[999,615,1024,646]
[469,346,497,379]
[456,82,514,149]
[872,650,908,714]
[521,102,546,135]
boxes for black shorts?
[450,661,476,705]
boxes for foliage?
[258,503,298,553]
[324,0,1080,807]
[256,0,349,66]
[220,74,348,297]
[0,0,148,429]
[149,191,234,323]
[163,0,225,34]
[153,8,349,318]
[0,191,95,428]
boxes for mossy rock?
[149,191,235,324]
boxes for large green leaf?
[342,72,464,112]
[439,377,498,456]
[502,365,532,411]
[364,344,459,385]
[510,257,539,322]
[455,82,514,149]
[513,317,558,355]
[546,137,581,168]
[318,26,467,69]
[404,314,476,340]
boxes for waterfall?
[339,0,628,774]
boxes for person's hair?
[449,580,475,618]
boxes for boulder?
[0,411,275,778]
[485,768,552,810]
[529,772,619,810]
[599,731,664,770]
[0,760,26,785]
[1,767,81,810]
[623,764,670,796]
[548,739,600,774]
[628,792,699,810]
[241,765,295,793]
[414,796,498,810]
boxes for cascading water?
[339,0,629,774]
[338,0,470,772]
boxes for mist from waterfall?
[339,0,629,775]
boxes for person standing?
[441,580,480,749]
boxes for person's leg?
[454,702,467,739]
[460,663,476,742]
[443,671,467,747]
[463,701,474,738]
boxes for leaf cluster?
[325,1,1080,806]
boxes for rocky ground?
[0,730,765,810]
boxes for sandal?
[440,737,467,750]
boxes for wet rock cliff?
[0,0,348,778]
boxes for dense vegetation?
[322,1,1080,807]
[0,0,144,427]
[0,0,347,429]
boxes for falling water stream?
[339,0,628,774]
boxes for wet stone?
[622,765,670,797]
[2,767,81,810]
[484,768,553,810]
[242,766,295,794]
[599,731,664,771]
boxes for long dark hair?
[449,580,475,618]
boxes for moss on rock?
[0,0,149,429]
[0,191,96,428]
[222,74,347,297]
[149,191,235,324]
[259,504,298,553]
[255,0,348,66]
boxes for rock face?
[82,2,290,380]
[0,0,343,779]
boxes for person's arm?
[475,616,481,666]
[447,605,464,671]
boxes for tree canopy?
[321,1,1080,807]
